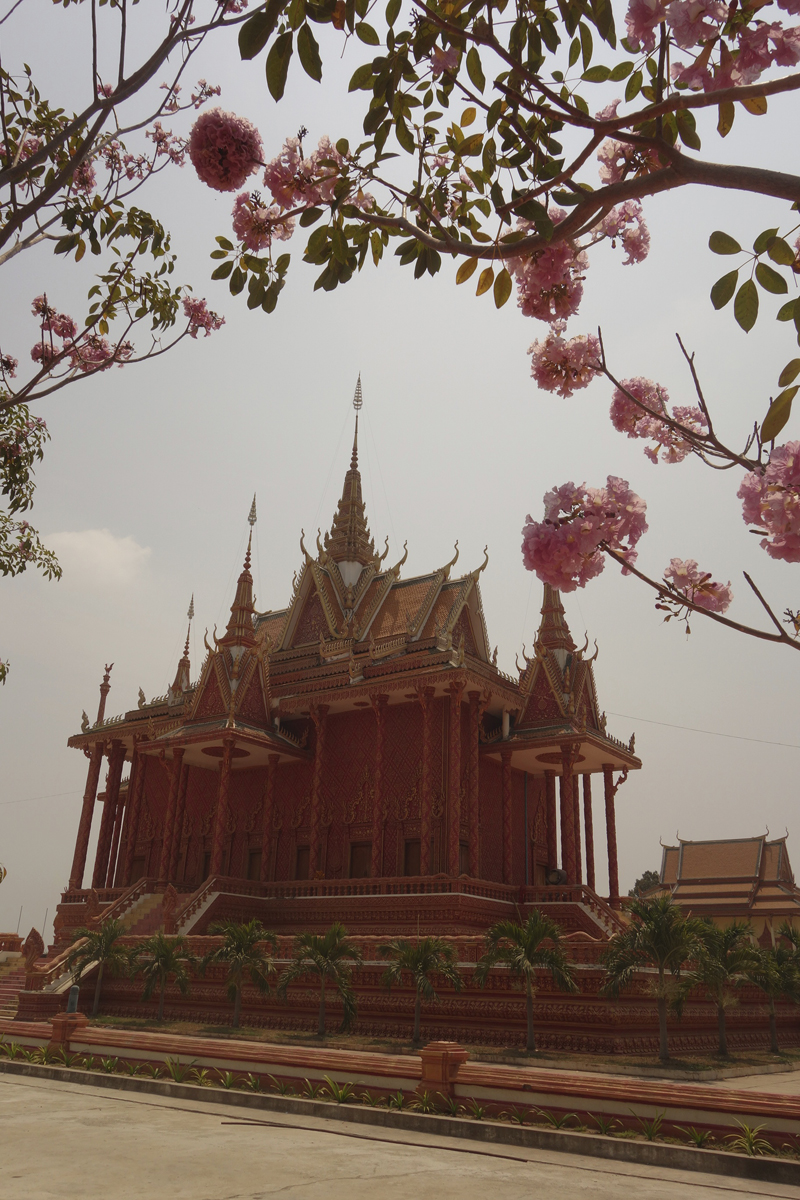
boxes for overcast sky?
[1,3,798,945]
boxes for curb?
[2,1059,799,1185]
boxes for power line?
[0,788,81,808]
[609,712,800,751]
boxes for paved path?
[1,1074,796,1200]
[706,1071,800,1096]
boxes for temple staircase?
[0,958,27,1019]
[125,895,164,936]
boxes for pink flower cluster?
[610,377,708,463]
[147,122,188,167]
[0,352,18,379]
[32,296,77,340]
[70,159,96,196]
[430,45,460,76]
[232,192,295,252]
[188,108,262,192]
[183,296,225,338]
[190,80,222,109]
[100,140,149,181]
[521,476,648,592]
[510,209,588,326]
[68,335,133,374]
[596,201,651,264]
[1,134,42,166]
[597,140,662,185]
[529,332,601,397]
[263,135,374,219]
[663,558,733,612]
[738,441,800,562]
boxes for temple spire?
[170,596,194,699]
[323,376,375,568]
[222,529,256,647]
[536,584,576,652]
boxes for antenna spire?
[351,375,362,468]
[248,494,257,528]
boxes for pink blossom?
[769,24,800,67]
[68,334,133,373]
[595,100,621,122]
[738,442,800,562]
[625,0,668,51]
[596,200,651,264]
[221,0,249,11]
[70,159,97,195]
[188,108,262,192]
[1,134,41,166]
[671,57,712,90]
[231,191,295,251]
[666,0,726,49]
[262,135,366,212]
[734,23,776,83]
[510,209,588,325]
[529,332,601,397]
[160,82,182,114]
[663,558,733,612]
[191,80,222,109]
[1,352,18,378]
[777,0,800,15]
[98,83,114,99]
[148,122,188,166]
[610,378,708,463]
[597,139,662,185]
[430,45,459,76]
[183,296,225,338]
[30,342,58,367]
[521,476,648,592]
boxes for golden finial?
[187,594,195,622]
[353,374,363,412]
[248,494,257,527]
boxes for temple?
[56,387,641,944]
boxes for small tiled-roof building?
[658,834,800,940]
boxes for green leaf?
[608,60,633,81]
[230,267,246,295]
[216,236,234,251]
[708,231,741,255]
[299,206,324,227]
[238,2,282,59]
[493,267,512,308]
[741,94,767,115]
[355,21,380,43]
[581,65,610,82]
[466,47,485,93]
[734,278,759,332]
[297,24,322,81]
[211,261,234,280]
[755,262,788,295]
[568,37,580,68]
[579,22,593,69]
[456,257,478,284]
[476,266,494,296]
[717,100,735,138]
[776,298,798,322]
[767,237,796,267]
[348,62,374,91]
[753,227,779,254]
[676,108,700,150]
[458,133,483,157]
[778,359,800,387]
[394,117,415,154]
[710,270,738,310]
[761,387,797,442]
[625,69,642,101]
[385,0,401,24]
[266,31,294,101]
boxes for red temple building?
[55,398,640,945]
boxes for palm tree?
[474,911,577,1053]
[201,919,277,1029]
[746,925,800,1054]
[602,894,706,1062]
[278,923,362,1036]
[129,932,195,1023]
[379,936,462,1045]
[693,921,758,1057]
[65,918,129,1018]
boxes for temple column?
[501,748,513,884]
[417,686,435,876]
[92,741,125,889]
[121,740,147,885]
[447,680,466,877]
[559,744,577,884]
[603,763,620,908]
[105,787,127,888]
[370,694,389,878]
[467,691,481,878]
[158,748,185,882]
[544,770,558,874]
[583,775,596,891]
[169,760,190,881]
[69,742,104,889]
[308,705,329,879]
[572,773,583,885]
[260,754,279,882]
[210,738,234,877]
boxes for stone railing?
[0,934,23,953]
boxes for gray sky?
[1,4,798,944]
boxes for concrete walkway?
[1,1074,796,1200]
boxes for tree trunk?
[769,996,779,1054]
[717,998,728,1057]
[158,975,166,1023]
[92,963,104,1017]
[657,994,669,1062]
[525,977,536,1054]
[318,978,326,1037]
[233,984,241,1029]
[413,990,421,1045]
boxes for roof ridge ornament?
[442,541,459,579]
[471,545,489,580]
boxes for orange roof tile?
[369,578,435,640]
[420,581,462,639]
[679,838,763,880]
